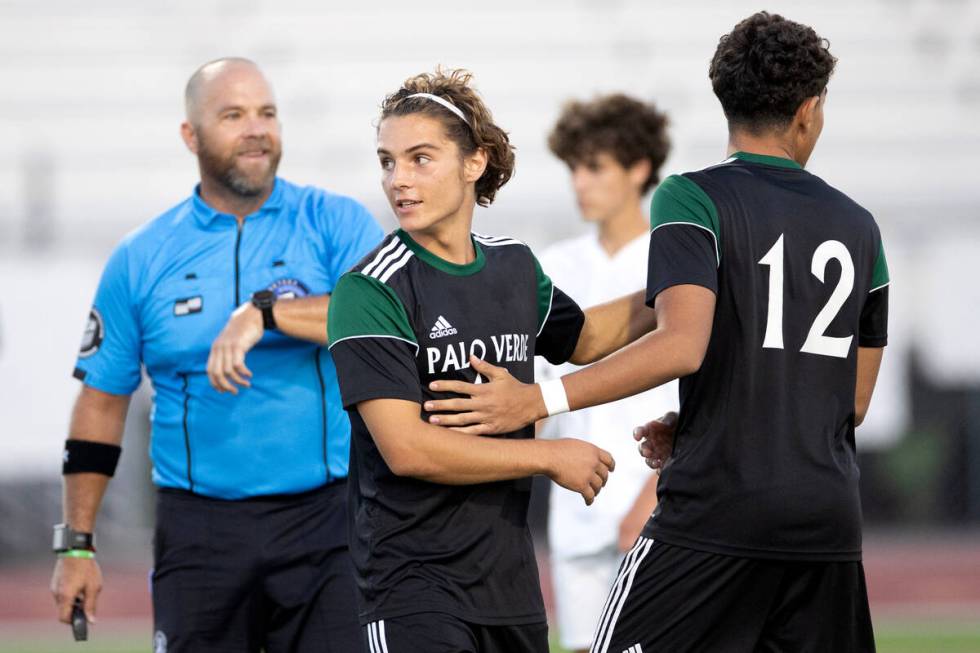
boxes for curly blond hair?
[380,68,515,207]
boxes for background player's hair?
[709,12,837,133]
[380,68,515,207]
[547,94,670,194]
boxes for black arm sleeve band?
[63,439,122,476]
[536,286,586,365]
[858,286,888,348]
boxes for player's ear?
[463,147,488,184]
[795,95,822,134]
[627,158,652,192]
[180,121,199,155]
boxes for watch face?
[252,290,275,307]
[71,531,93,548]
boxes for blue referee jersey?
[73,178,384,499]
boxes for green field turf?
[547,623,980,653]
[3,622,979,653]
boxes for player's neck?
[727,133,804,168]
[198,176,273,224]
[596,201,647,257]
[406,209,477,266]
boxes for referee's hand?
[208,303,260,394]
[51,556,101,626]
[634,412,678,471]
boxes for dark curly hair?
[547,94,670,194]
[709,12,837,132]
[380,68,515,207]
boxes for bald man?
[50,58,383,652]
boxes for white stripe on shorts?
[591,537,655,653]
[591,538,646,651]
[378,620,390,653]
[366,622,377,653]
[366,620,390,653]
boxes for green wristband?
[59,549,95,560]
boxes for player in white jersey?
[538,94,675,653]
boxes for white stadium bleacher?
[1,0,978,473]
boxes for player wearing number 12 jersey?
[591,14,886,652]
[423,12,889,653]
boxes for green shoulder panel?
[327,272,417,347]
[531,254,554,333]
[649,174,721,264]
[871,239,890,291]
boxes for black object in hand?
[71,598,88,642]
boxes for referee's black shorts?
[151,480,360,653]
[591,537,876,653]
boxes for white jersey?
[537,231,678,558]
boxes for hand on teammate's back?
[207,303,263,393]
[546,439,615,506]
[425,357,541,434]
[634,412,678,471]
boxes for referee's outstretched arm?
[50,385,131,626]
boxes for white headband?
[405,92,470,126]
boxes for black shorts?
[362,612,548,653]
[591,537,875,653]
[151,481,361,653]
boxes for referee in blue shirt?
[49,58,383,652]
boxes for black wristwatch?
[52,523,96,553]
[251,290,278,330]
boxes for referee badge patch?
[173,296,203,317]
[78,308,103,358]
[267,277,310,299]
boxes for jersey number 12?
[759,234,854,359]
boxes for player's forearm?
[855,346,884,426]
[63,386,130,531]
[564,329,703,413]
[569,290,655,365]
[359,399,553,484]
[383,421,552,484]
[272,294,331,344]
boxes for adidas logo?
[429,316,458,339]
[622,644,644,653]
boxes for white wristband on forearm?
[539,378,570,417]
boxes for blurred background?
[1,0,978,651]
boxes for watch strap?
[53,523,96,553]
[251,291,278,330]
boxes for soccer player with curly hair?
[425,13,889,652]
[539,94,676,653]
[326,69,661,652]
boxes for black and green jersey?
[327,229,585,625]
[643,152,890,562]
